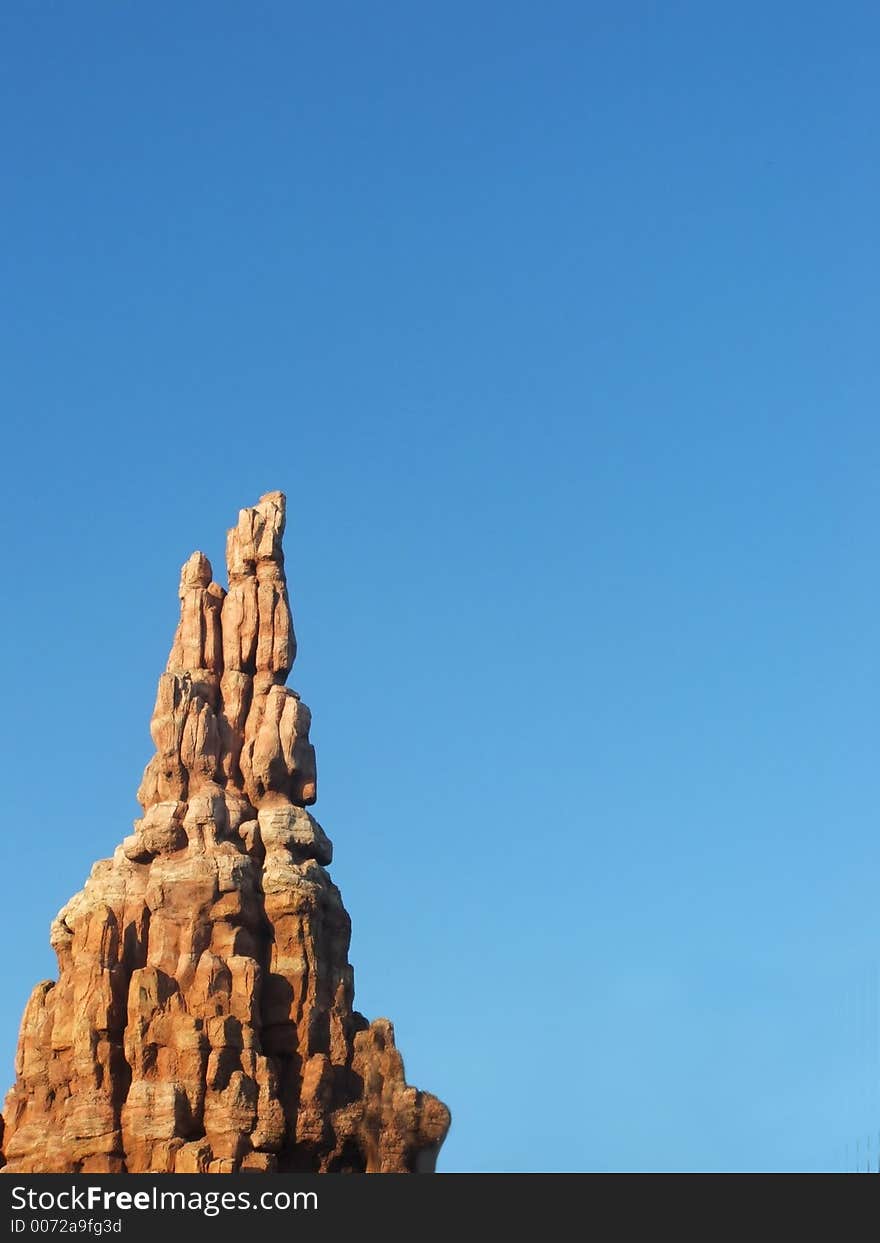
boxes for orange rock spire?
[1,493,449,1174]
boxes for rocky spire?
[1,493,449,1173]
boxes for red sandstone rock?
[1,493,449,1174]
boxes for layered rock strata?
[1,492,449,1174]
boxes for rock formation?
[1,492,449,1174]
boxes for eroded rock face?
[1,492,449,1174]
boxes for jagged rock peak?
[138,491,313,815]
[1,494,450,1174]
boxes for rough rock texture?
[1,493,449,1174]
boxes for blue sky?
[1,2,879,1172]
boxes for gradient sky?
[2,2,879,1172]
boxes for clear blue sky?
[1,2,878,1172]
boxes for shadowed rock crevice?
[1,492,449,1174]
